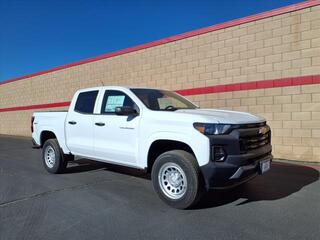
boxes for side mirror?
[115,106,137,116]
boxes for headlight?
[193,123,232,135]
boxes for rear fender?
[38,126,70,154]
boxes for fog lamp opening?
[212,146,226,162]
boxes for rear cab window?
[74,90,99,114]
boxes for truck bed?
[32,111,68,150]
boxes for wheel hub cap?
[158,162,187,200]
[168,172,181,187]
[45,146,56,168]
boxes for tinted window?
[101,90,137,114]
[131,88,197,111]
[74,90,98,114]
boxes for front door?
[93,90,140,165]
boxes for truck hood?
[176,109,265,124]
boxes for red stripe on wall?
[0,0,319,87]
[176,75,319,96]
[0,75,319,113]
[0,102,71,113]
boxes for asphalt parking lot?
[0,135,319,240]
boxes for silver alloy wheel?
[45,145,56,168]
[158,162,187,200]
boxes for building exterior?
[0,1,319,162]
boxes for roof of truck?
[77,86,164,92]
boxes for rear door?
[93,90,141,165]
[65,90,99,157]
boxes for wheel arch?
[142,132,210,171]
[37,127,70,154]
[147,139,196,173]
[40,130,57,147]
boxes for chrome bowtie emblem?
[259,126,268,135]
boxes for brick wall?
[0,2,320,162]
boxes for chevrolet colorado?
[32,86,272,209]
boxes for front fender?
[139,131,210,168]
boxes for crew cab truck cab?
[32,86,272,209]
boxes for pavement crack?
[0,179,110,208]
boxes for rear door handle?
[95,122,105,127]
[68,121,77,125]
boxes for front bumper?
[200,123,273,190]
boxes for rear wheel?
[42,139,68,174]
[151,150,204,209]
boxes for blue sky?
[0,0,303,82]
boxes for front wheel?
[151,150,204,209]
[42,139,68,174]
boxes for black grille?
[237,122,266,129]
[239,125,271,152]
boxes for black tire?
[42,139,68,174]
[151,150,204,209]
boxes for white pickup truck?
[32,86,272,209]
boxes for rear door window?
[74,90,98,114]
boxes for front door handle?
[68,121,77,125]
[95,122,105,127]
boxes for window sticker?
[105,95,125,112]
[158,98,173,109]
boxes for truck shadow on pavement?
[196,162,319,209]
[65,160,319,209]
[65,159,150,179]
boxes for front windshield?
[131,88,198,111]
